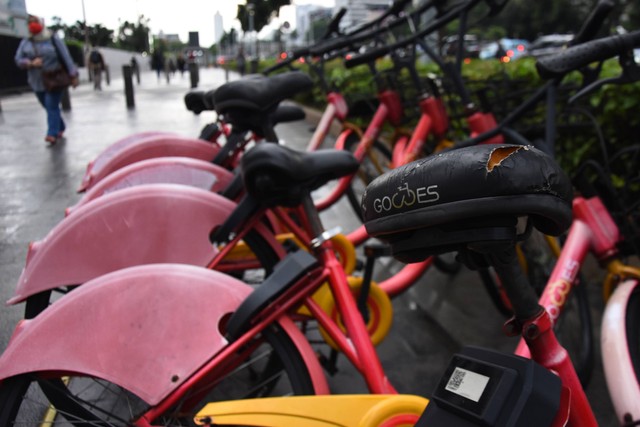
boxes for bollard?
[225,67,229,82]
[122,65,135,109]
[189,62,199,88]
[135,67,140,84]
[61,87,71,111]
[105,65,111,86]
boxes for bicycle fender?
[68,157,234,214]
[79,131,176,190]
[601,279,640,423]
[79,134,220,192]
[195,394,429,426]
[10,184,284,305]
[0,264,253,405]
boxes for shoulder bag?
[34,36,72,92]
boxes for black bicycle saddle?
[361,144,573,262]
[214,71,313,115]
[241,143,360,207]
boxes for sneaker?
[45,135,57,145]
[57,131,64,138]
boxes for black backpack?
[89,50,101,64]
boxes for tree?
[47,18,114,47]
[236,0,290,34]
[117,15,151,53]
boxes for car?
[479,38,530,62]
[442,34,482,59]
[528,34,573,58]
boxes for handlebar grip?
[345,45,390,68]
[570,0,615,46]
[536,31,640,79]
[322,7,347,39]
[309,36,353,56]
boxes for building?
[295,4,332,44]
[214,11,223,44]
[333,0,391,31]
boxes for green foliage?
[117,16,151,53]
[256,55,639,178]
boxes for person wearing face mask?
[14,14,80,145]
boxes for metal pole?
[123,65,135,108]
[61,87,71,111]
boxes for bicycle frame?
[510,195,640,426]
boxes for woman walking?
[14,14,79,145]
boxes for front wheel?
[0,323,316,426]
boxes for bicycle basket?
[573,144,640,258]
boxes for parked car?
[479,38,530,61]
[528,34,573,58]
[441,34,482,59]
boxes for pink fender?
[79,134,220,192]
[601,279,640,424]
[67,157,234,215]
[1,264,263,404]
[10,184,284,305]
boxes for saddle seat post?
[474,241,597,426]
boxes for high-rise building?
[214,11,223,44]
[334,0,391,31]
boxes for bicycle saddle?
[361,144,573,262]
[214,71,313,115]
[241,143,360,207]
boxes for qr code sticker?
[447,368,466,391]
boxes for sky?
[24,0,334,47]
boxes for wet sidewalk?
[0,66,619,425]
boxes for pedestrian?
[176,54,186,77]
[151,49,165,81]
[88,46,105,90]
[14,14,79,146]
[236,46,246,76]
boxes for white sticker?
[445,367,490,402]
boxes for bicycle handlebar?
[321,7,347,39]
[536,31,640,79]
[344,0,482,68]
[570,0,615,47]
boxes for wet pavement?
[0,66,619,425]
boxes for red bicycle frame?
[509,195,631,427]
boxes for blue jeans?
[35,90,66,138]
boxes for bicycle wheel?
[23,228,283,319]
[626,285,640,384]
[0,323,315,426]
[343,133,393,221]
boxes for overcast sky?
[24,0,334,47]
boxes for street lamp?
[246,3,255,59]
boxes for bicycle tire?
[23,228,283,319]
[0,323,315,426]
[626,285,640,384]
[343,133,393,221]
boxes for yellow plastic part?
[194,394,429,427]
[315,276,393,349]
[603,259,640,301]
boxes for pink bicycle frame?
[511,195,633,426]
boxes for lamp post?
[246,3,258,73]
[247,3,255,58]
